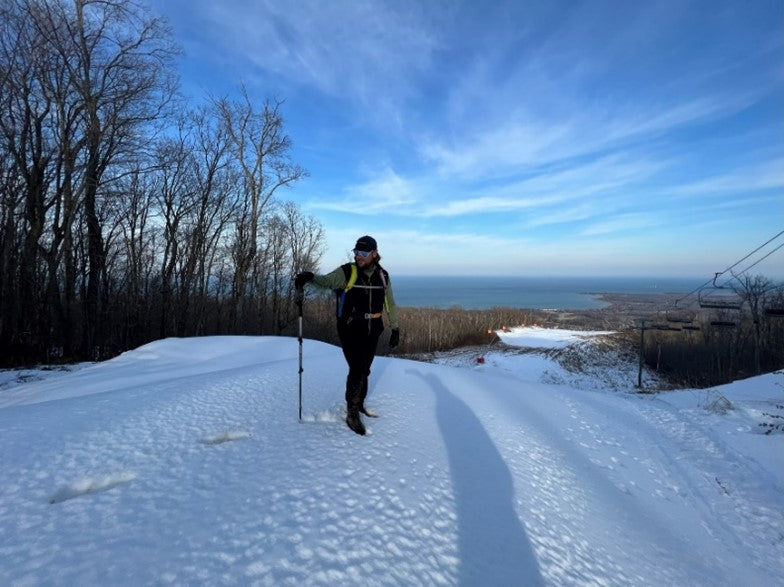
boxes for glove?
[294,271,314,290]
[388,329,400,348]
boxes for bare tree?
[0,150,26,360]
[732,273,777,375]
[0,1,80,361]
[37,0,178,354]
[214,89,307,329]
[174,108,236,336]
[152,124,197,338]
[113,166,158,349]
[285,201,325,273]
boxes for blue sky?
[148,0,783,277]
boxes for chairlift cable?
[675,229,784,306]
[733,240,784,277]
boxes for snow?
[496,326,615,349]
[1,330,782,586]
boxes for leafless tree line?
[640,275,784,386]
[1,0,323,366]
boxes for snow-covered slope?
[1,333,782,585]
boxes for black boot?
[358,377,378,417]
[359,405,379,418]
[346,405,366,436]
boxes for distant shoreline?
[396,291,692,331]
[543,291,691,330]
[594,291,688,312]
[392,275,700,312]
[398,291,688,314]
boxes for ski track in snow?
[0,335,782,585]
[415,366,782,586]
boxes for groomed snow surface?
[1,328,782,586]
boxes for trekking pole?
[296,288,304,421]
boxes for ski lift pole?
[296,288,304,421]
[638,320,644,389]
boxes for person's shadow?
[410,370,543,586]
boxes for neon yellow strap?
[345,263,358,292]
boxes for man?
[295,236,400,435]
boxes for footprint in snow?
[49,471,136,504]
[201,430,252,445]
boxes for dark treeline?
[1,0,324,366]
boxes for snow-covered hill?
[1,331,782,585]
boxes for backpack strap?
[377,266,390,314]
[345,263,358,291]
[336,263,358,318]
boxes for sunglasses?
[353,249,373,258]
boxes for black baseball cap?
[354,235,377,252]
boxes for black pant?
[338,322,381,408]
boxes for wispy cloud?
[419,152,665,218]
[308,149,665,222]
[420,194,556,217]
[522,203,602,230]
[579,213,664,237]
[667,158,784,197]
[307,167,418,215]
[420,90,759,181]
[199,0,438,121]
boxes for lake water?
[390,276,702,310]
